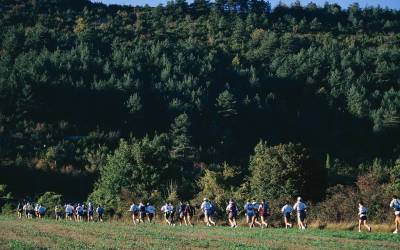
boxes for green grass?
[0,216,399,249]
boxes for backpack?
[230,203,237,213]
[395,200,400,211]
[262,203,269,216]
[210,204,215,214]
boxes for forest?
[0,0,400,221]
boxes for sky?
[93,0,400,9]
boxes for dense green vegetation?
[1,216,400,249]
[1,0,400,220]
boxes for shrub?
[248,141,326,201]
[0,202,14,214]
[37,192,63,217]
[312,170,393,223]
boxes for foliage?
[37,192,63,217]
[89,135,173,207]
[0,185,12,200]
[248,141,325,201]
[195,163,242,209]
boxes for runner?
[358,201,372,232]
[252,200,262,227]
[184,202,194,226]
[201,198,216,226]
[17,202,23,219]
[76,203,84,222]
[146,203,156,223]
[38,204,46,219]
[161,202,174,226]
[27,203,34,219]
[390,195,400,234]
[293,197,307,230]
[87,202,94,222]
[138,202,146,223]
[34,203,40,218]
[226,199,238,228]
[129,202,139,225]
[55,205,62,221]
[258,199,270,228]
[178,202,187,226]
[281,201,293,228]
[73,204,77,221]
[65,204,74,221]
[244,201,256,228]
[23,203,28,218]
[96,205,104,222]
[167,203,176,225]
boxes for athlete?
[87,202,94,222]
[138,202,146,223]
[96,205,104,222]
[293,197,307,230]
[146,203,156,223]
[17,202,23,219]
[281,201,293,228]
[161,202,175,226]
[55,205,62,221]
[38,204,47,219]
[226,199,238,228]
[178,202,187,226]
[76,203,84,222]
[358,201,371,232]
[390,195,400,234]
[129,202,139,225]
[28,203,34,218]
[258,199,270,228]
[65,204,74,221]
[244,201,256,228]
[201,198,216,226]
[183,202,194,226]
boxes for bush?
[248,141,326,201]
[195,163,243,215]
[0,202,14,214]
[312,170,393,223]
[37,192,63,217]
[89,135,173,208]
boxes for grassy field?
[1,216,400,250]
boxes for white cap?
[297,197,302,201]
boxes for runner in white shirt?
[358,201,371,232]
[281,201,293,228]
[34,204,40,218]
[65,204,74,221]
[390,195,400,234]
[161,203,174,226]
[293,197,307,230]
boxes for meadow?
[1,216,400,250]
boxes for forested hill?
[1,0,400,200]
